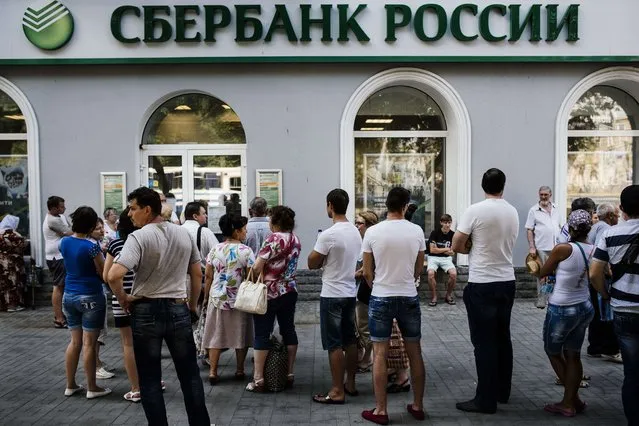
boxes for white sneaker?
[96,367,115,379]
[604,353,623,364]
[87,388,112,399]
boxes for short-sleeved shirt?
[525,203,561,251]
[182,220,219,270]
[115,222,200,299]
[362,219,426,298]
[593,219,639,313]
[258,232,301,300]
[43,214,70,260]
[457,198,519,283]
[59,236,103,296]
[207,242,255,310]
[246,217,272,255]
[313,221,362,298]
[587,221,610,246]
[428,229,455,258]
[107,238,136,317]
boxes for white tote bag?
[235,269,268,315]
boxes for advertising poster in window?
[256,169,283,208]
[0,156,28,237]
[100,172,126,214]
[363,153,435,231]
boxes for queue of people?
[35,172,639,426]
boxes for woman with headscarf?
[536,209,595,417]
[0,215,26,312]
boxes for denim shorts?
[543,300,594,355]
[368,295,421,342]
[62,293,106,332]
[320,297,357,351]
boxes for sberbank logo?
[22,1,74,50]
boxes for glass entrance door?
[142,148,246,226]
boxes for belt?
[135,297,188,304]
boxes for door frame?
[140,144,248,216]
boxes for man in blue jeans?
[452,168,519,414]
[591,184,639,426]
[108,187,210,426]
[360,187,426,425]
[309,189,362,404]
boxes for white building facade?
[1,0,638,265]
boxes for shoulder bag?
[235,268,268,315]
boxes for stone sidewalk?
[0,301,626,425]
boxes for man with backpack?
[182,201,219,300]
[591,184,639,426]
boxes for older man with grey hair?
[588,203,620,245]
[246,196,272,254]
[525,186,562,308]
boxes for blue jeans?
[130,299,210,426]
[253,291,298,350]
[543,301,594,355]
[320,297,357,351]
[62,293,106,331]
[463,281,515,411]
[614,311,639,426]
[368,295,421,342]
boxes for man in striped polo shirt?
[591,184,639,426]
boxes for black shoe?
[497,398,509,404]
[455,399,496,414]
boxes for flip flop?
[312,394,345,405]
[446,297,456,305]
[428,301,437,307]
[356,365,372,374]
[544,402,576,417]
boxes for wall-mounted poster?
[0,156,29,237]
[256,169,283,208]
[363,153,435,231]
[100,172,126,214]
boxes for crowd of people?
[33,168,639,426]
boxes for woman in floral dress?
[0,215,25,312]
[202,213,255,385]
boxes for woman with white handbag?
[245,206,302,392]
[201,214,255,385]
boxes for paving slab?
[0,301,626,425]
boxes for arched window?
[0,90,29,237]
[354,86,447,234]
[142,93,246,145]
[141,92,247,226]
[567,85,639,210]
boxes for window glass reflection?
[143,93,246,145]
[355,86,446,131]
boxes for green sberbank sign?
[110,3,579,45]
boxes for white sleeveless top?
[548,242,594,306]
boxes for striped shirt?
[107,238,135,318]
[593,219,639,313]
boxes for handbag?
[264,335,289,392]
[235,268,267,315]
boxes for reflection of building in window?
[0,90,29,238]
[567,85,639,210]
[353,86,447,235]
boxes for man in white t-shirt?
[309,189,362,404]
[42,195,72,328]
[525,186,561,308]
[182,201,219,306]
[452,168,519,414]
[360,187,426,424]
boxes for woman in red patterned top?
[245,206,302,392]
